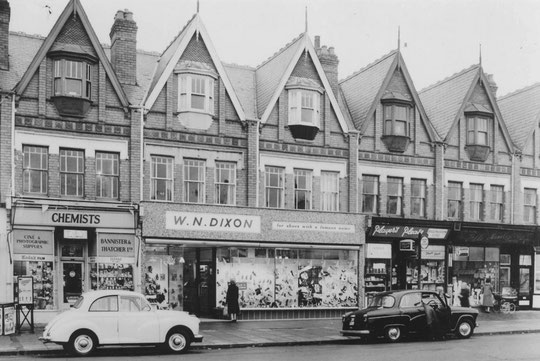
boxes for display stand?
[16,304,34,334]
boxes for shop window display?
[13,261,54,310]
[89,263,133,291]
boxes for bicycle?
[493,293,517,314]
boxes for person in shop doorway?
[226,279,240,322]
[481,278,494,312]
[459,282,470,307]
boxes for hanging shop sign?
[400,239,415,251]
[14,208,135,228]
[94,233,136,264]
[12,230,54,262]
[366,243,392,259]
[272,222,355,233]
[166,212,261,233]
[371,225,448,239]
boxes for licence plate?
[349,319,355,326]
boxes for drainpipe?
[510,152,515,224]
[11,93,15,198]
[140,108,144,202]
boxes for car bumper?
[193,334,203,343]
[38,336,52,343]
[340,330,370,337]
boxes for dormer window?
[54,59,91,98]
[178,74,215,114]
[465,112,492,162]
[380,99,412,153]
[285,77,323,141]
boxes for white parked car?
[40,290,203,356]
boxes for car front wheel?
[165,329,191,353]
[455,319,474,339]
[67,331,97,356]
[385,326,403,342]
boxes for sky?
[8,0,540,96]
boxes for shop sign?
[272,222,355,233]
[420,236,429,249]
[454,246,469,257]
[366,243,392,259]
[17,276,34,306]
[237,282,247,291]
[1,306,15,335]
[371,225,448,239]
[14,208,135,228]
[12,254,54,262]
[166,212,261,233]
[97,234,136,263]
[421,245,445,260]
[13,230,53,256]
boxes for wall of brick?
[0,0,10,70]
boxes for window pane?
[321,171,339,211]
[294,169,312,210]
[215,162,236,205]
[151,156,173,201]
[184,159,205,203]
[363,175,379,213]
[265,167,284,208]
[394,120,406,135]
[395,106,407,121]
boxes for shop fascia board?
[145,238,361,250]
[11,197,138,212]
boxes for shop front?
[141,202,365,319]
[366,219,451,302]
[10,199,138,313]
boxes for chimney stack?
[0,0,10,71]
[314,35,339,97]
[110,9,137,85]
[486,74,498,96]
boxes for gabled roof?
[339,50,439,141]
[143,14,246,121]
[419,65,514,151]
[498,83,540,150]
[255,33,350,132]
[12,0,129,108]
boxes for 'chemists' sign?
[12,230,54,261]
[96,233,136,264]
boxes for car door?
[118,294,160,344]
[421,292,450,333]
[88,295,119,344]
[399,292,425,333]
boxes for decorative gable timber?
[444,68,514,152]
[12,0,129,109]
[258,33,350,133]
[143,14,246,121]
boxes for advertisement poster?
[3,306,16,335]
[18,277,34,305]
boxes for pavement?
[1,310,540,356]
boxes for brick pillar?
[503,190,511,224]
[110,9,137,85]
[85,157,96,199]
[312,175,321,210]
[206,163,215,204]
[278,92,286,142]
[374,104,382,152]
[482,189,489,221]
[285,173,294,209]
[403,181,411,217]
[218,79,226,135]
[324,94,331,147]
[0,98,12,203]
[130,109,142,202]
[434,143,445,220]
[512,153,522,224]
[348,131,359,213]
[166,78,174,130]
[98,63,106,122]
[380,178,387,215]
[38,59,46,116]
[463,187,470,221]
[0,0,10,71]
[246,118,259,207]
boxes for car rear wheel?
[385,326,403,342]
[67,331,97,356]
[455,319,474,339]
[165,329,191,354]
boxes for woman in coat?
[226,279,240,322]
[481,279,494,312]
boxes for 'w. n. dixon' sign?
[165,211,261,233]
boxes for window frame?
[95,152,119,200]
[524,188,537,224]
[177,73,215,115]
[60,148,85,197]
[23,145,48,195]
[215,161,236,205]
[53,59,92,99]
[466,115,491,146]
[288,88,321,127]
[321,171,340,212]
[265,166,285,208]
[386,177,403,216]
[294,169,313,210]
[362,175,379,214]
[184,159,206,203]
[469,183,484,221]
[150,155,174,201]
[383,103,411,137]
[411,178,426,217]
[490,185,504,222]
[447,181,463,219]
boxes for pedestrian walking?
[459,282,470,307]
[226,279,240,322]
[481,278,494,312]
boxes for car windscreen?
[369,295,395,308]
[72,296,84,309]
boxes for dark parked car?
[341,290,478,342]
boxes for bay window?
[381,101,412,152]
[178,73,215,114]
[287,88,321,140]
[465,114,492,161]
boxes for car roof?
[375,290,438,297]
[81,290,143,300]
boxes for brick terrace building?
[0,0,539,322]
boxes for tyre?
[455,319,474,339]
[165,329,191,354]
[501,301,511,314]
[67,331,97,356]
[508,303,516,313]
[385,326,403,343]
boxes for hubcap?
[459,323,471,336]
[74,335,93,354]
[388,328,400,340]
[169,333,186,351]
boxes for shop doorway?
[182,247,215,317]
[518,254,533,309]
[62,262,83,305]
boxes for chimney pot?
[0,0,10,71]
[328,46,335,55]
[314,35,320,49]
[115,10,124,20]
